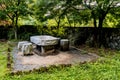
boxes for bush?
[0,26,10,39]
[17,25,40,40]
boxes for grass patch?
[0,42,120,80]
[0,42,8,78]
[78,45,118,57]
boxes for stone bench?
[18,41,33,55]
[18,41,29,51]
[60,39,69,51]
[21,43,33,55]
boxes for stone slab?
[30,35,60,46]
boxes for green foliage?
[1,0,29,16]
[8,29,15,40]
[1,53,120,80]
[84,0,120,27]
[0,0,31,39]
[39,25,66,38]
[104,14,119,27]
[109,7,120,28]
[17,25,40,40]
[0,43,8,78]
[7,25,40,40]
[0,10,6,20]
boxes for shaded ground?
[12,47,99,72]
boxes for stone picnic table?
[12,35,99,73]
[30,35,60,55]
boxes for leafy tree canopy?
[0,0,31,39]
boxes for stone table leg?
[41,46,45,54]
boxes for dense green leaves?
[0,0,120,40]
[0,10,6,20]
[33,0,120,27]
[0,0,29,19]
[83,0,120,27]
[0,0,31,39]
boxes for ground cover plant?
[0,42,8,78]
[0,42,120,80]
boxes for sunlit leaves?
[0,0,30,20]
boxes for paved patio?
[12,47,99,72]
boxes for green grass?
[0,42,8,78]
[0,42,120,80]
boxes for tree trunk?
[98,17,104,28]
[15,11,18,40]
[92,14,105,47]
[14,30,17,40]
[14,0,20,40]
[92,15,98,47]
[11,18,17,40]
[15,0,20,40]
[98,17,104,47]
[92,27,98,47]
[11,17,18,40]
[91,11,99,47]
[92,11,97,28]
[57,18,60,29]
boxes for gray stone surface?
[11,47,99,72]
[17,41,29,51]
[60,39,69,51]
[21,43,33,55]
[30,35,60,46]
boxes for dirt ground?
[12,47,99,72]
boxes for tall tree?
[83,0,120,47]
[57,0,120,47]
[0,0,29,39]
[34,0,84,27]
[33,0,120,47]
